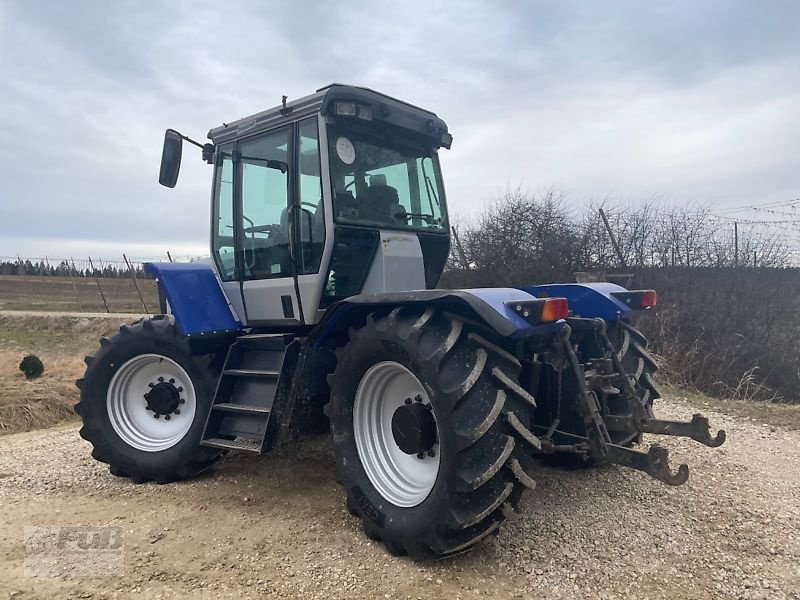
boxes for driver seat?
[367,175,406,224]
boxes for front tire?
[328,307,539,559]
[75,318,221,484]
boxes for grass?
[0,315,133,435]
[663,385,800,431]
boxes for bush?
[19,354,45,380]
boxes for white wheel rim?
[107,354,197,452]
[353,361,440,508]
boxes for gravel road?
[0,398,798,600]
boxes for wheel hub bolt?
[148,382,155,388]
[164,415,171,421]
[177,387,183,393]
[169,378,175,384]
[158,377,164,383]
[415,394,423,403]
[153,414,160,419]
[174,409,180,415]
[417,452,425,460]
[427,449,436,457]
[404,398,412,405]
[179,399,185,404]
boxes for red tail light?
[611,290,657,309]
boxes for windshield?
[327,125,447,231]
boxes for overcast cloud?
[1,0,798,259]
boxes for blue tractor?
[76,85,725,558]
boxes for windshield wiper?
[419,158,440,214]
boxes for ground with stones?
[0,397,798,599]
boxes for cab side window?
[297,118,325,274]
[212,144,235,281]
[239,128,292,279]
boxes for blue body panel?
[524,282,635,321]
[313,287,566,346]
[144,262,241,336]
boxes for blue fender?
[144,262,241,336]
[311,287,567,346]
[523,282,643,322]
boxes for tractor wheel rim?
[353,361,440,508]
[107,354,196,452]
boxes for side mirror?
[159,129,183,188]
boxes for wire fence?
[0,254,207,314]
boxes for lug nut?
[165,415,171,421]
[416,452,425,459]
[158,377,164,383]
[427,449,436,457]
[174,409,180,415]
[404,398,412,405]
[148,383,155,388]
[177,387,183,392]
[415,394,423,403]
[179,399,185,404]
[153,414,160,419]
[169,378,175,384]
[145,405,151,411]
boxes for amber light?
[540,298,569,322]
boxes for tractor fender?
[311,287,566,347]
[143,262,241,336]
[523,282,644,322]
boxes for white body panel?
[361,231,426,295]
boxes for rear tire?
[328,307,539,559]
[75,318,221,484]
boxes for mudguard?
[524,282,647,322]
[144,262,241,336]
[311,287,567,347]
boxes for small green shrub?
[19,354,45,380]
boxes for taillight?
[506,298,569,324]
[611,290,657,309]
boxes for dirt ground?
[0,398,798,600]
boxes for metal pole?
[450,226,469,270]
[167,251,174,263]
[599,208,627,269]
[88,256,110,313]
[68,257,84,313]
[734,222,739,266]
[123,253,149,314]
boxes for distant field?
[0,274,158,313]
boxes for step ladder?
[200,333,296,454]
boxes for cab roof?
[207,84,451,149]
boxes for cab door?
[212,118,328,327]
[234,125,299,325]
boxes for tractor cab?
[159,84,452,328]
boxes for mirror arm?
[175,131,215,164]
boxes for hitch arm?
[604,443,690,486]
[640,413,726,447]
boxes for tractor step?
[213,402,272,414]
[200,333,297,454]
[223,368,280,378]
[200,437,263,453]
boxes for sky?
[1,0,799,260]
